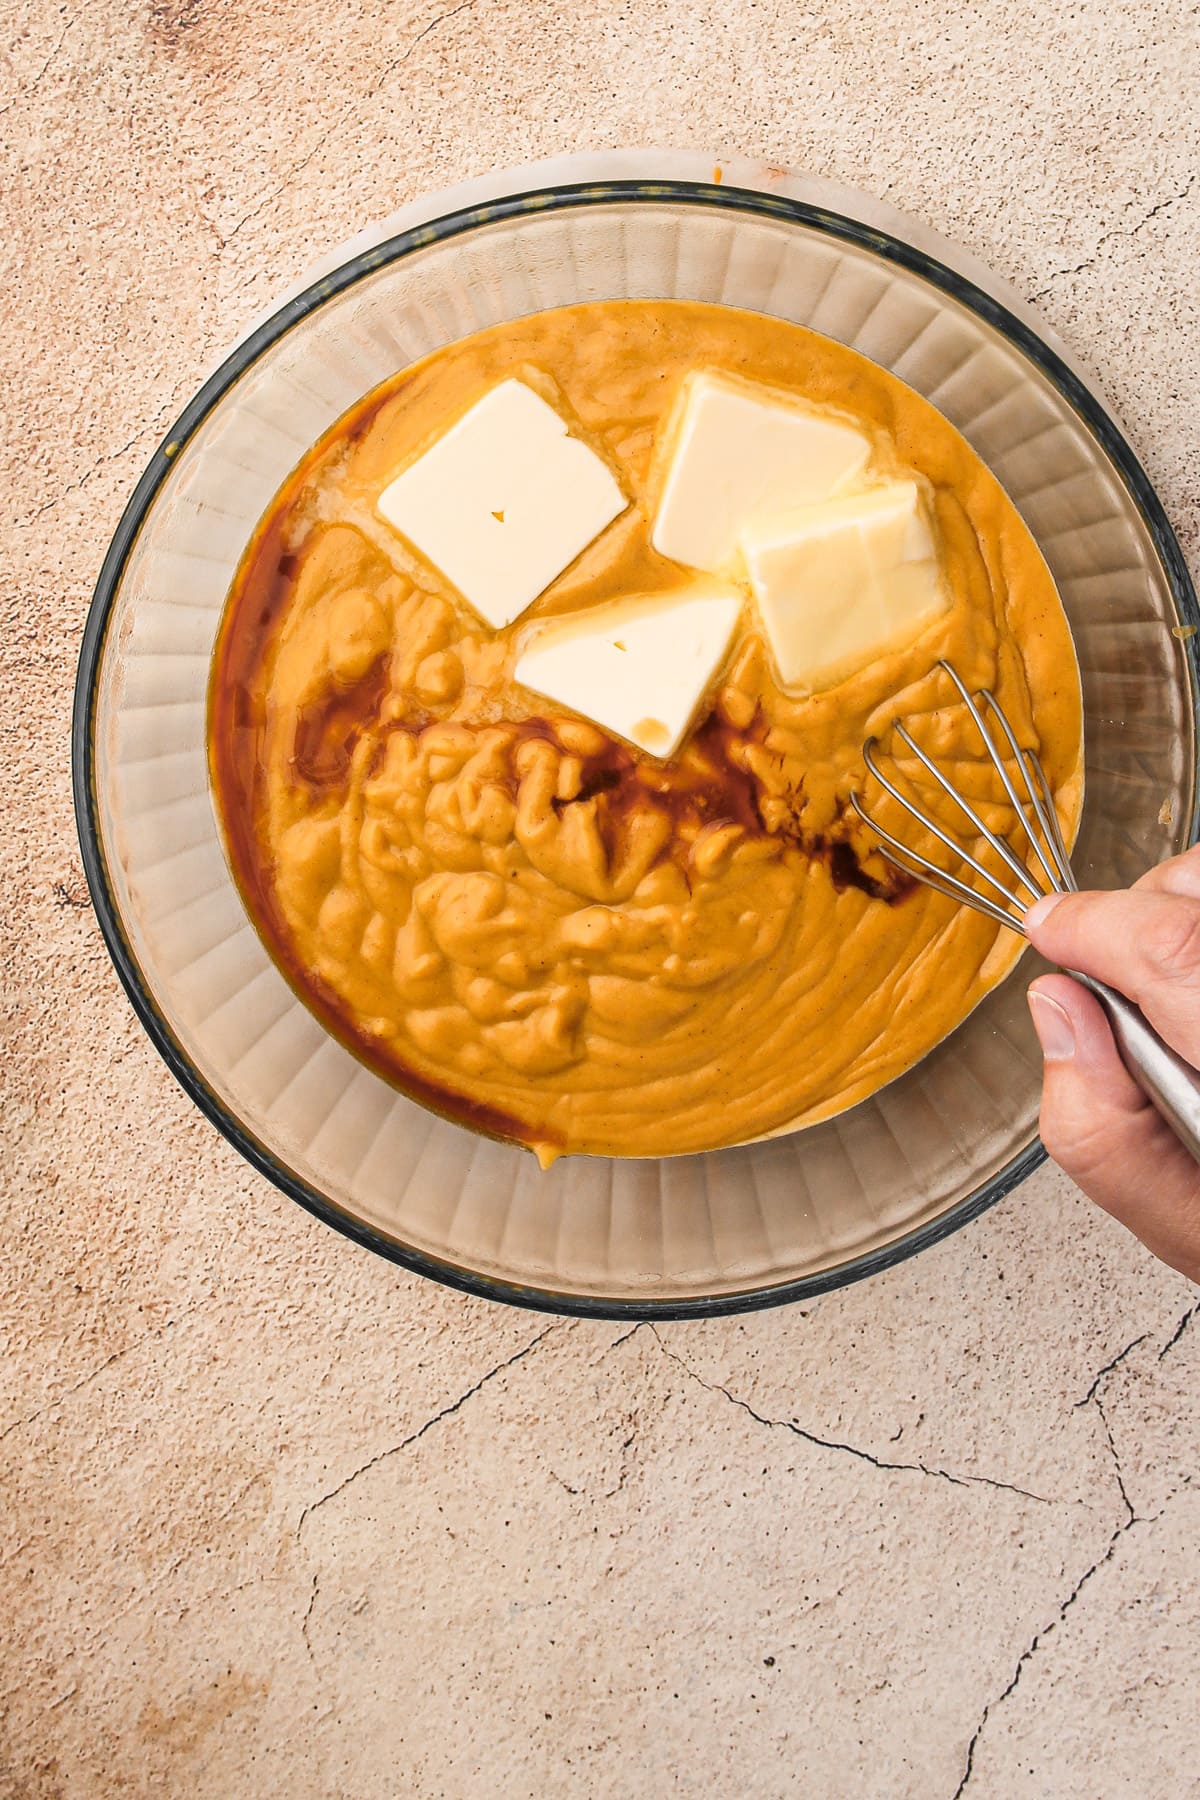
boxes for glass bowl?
[73,178,1200,1318]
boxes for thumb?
[1028,974,1200,1281]
[1025,888,1200,1060]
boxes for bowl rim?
[72,177,1200,1319]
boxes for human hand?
[1024,847,1200,1283]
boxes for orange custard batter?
[209,300,1083,1165]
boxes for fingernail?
[1024,893,1065,934]
[1029,990,1075,1061]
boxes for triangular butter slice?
[514,583,742,758]
[742,479,949,692]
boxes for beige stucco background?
[3,2,1199,1795]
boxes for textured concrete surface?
[3,2,1199,1795]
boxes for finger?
[1024,888,1200,1057]
[1029,974,1200,1281]
[1135,842,1200,901]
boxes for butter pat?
[742,480,948,692]
[377,379,627,630]
[652,370,873,574]
[514,583,742,758]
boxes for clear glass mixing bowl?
[73,180,1200,1317]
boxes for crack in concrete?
[380,0,479,80]
[56,1493,274,1659]
[1029,174,1197,302]
[211,1469,273,1533]
[0,1295,210,1450]
[951,1355,1149,1794]
[1093,1398,1134,1527]
[949,1509,1146,1799]
[217,0,479,250]
[651,1330,1052,1505]
[1074,1330,1151,1408]
[54,1329,551,1659]
[209,1574,266,1610]
[1157,1300,1198,1362]
[11,399,176,532]
[216,140,328,250]
[300,1572,320,1669]
[1041,1294,1196,1427]
[295,1322,558,1536]
[602,1424,638,1499]
[0,13,72,119]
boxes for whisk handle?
[1070,971,1200,1164]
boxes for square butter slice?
[377,378,627,630]
[652,370,873,574]
[514,582,742,759]
[742,479,949,692]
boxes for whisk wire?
[939,662,1065,896]
[850,660,1200,1168]
[850,659,1076,926]
[870,831,1029,931]
[892,721,1044,902]
[856,742,1035,916]
[973,684,1070,894]
[1020,745,1077,892]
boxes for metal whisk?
[850,659,1200,1161]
